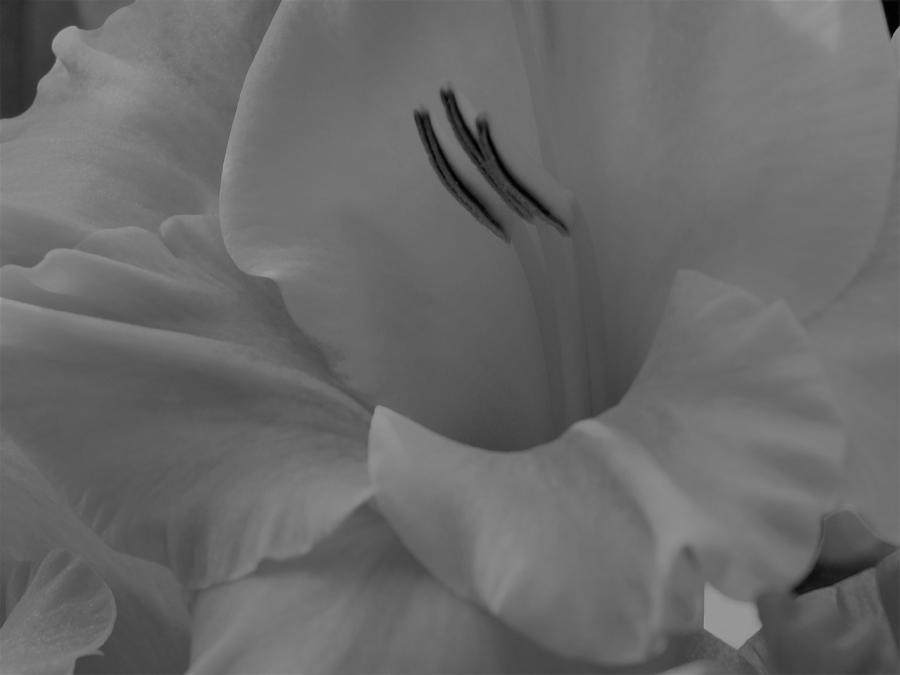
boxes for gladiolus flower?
[0,1,897,673]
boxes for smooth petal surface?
[513,0,899,397]
[371,272,844,665]
[0,0,277,266]
[0,217,372,589]
[74,1,133,28]
[221,0,553,450]
[802,99,900,543]
[0,550,115,675]
[0,437,189,674]
[189,509,752,675]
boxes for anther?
[434,88,568,236]
[441,89,532,221]
[440,88,535,223]
[413,109,509,243]
[474,117,569,236]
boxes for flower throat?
[414,86,609,432]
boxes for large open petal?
[513,0,899,397]
[0,550,115,675]
[0,217,372,589]
[371,272,844,665]
[189,508,751,675]
[1,435,189,674]
[221,0,553,450]
[0,0,277,266]
[802,113,900,543]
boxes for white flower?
[0,2,897,673]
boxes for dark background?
[1,0,898,119]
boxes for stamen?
[440,88,534,223]
[440,87,567,237]
[475,116,569,237]
[413,108,509,243]
[414,88,596,427]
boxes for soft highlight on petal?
[0,0,278,266]
[513,0,899,398]
[0,218,372,589]
[0,550,115,675]
[221,0,554,450]
[371,272,844,665]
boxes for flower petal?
[513,0,899,397]
[220,0,553,449]
[0,435,189,674]
[816,512,897,572]
[0,0,277,266]
[188,510,585,675]
[0,217,372,589]
[0,550,115,675]
[739,551,900,673]
[189,508,751,675]
[74,1,132,28]
[370,271,844,665]
[802,121,900,544]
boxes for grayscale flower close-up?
[0,1,898,673]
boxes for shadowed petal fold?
[739,551,900,673]
[0,217,372,590]
[371,272,844,665]
[0,0,278,266]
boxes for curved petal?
[816,512,897,573]
[189,509,750,675]
[0,217,372,589]
[0,436,189,674]
[74,1,133,28]
[513,0,899,397]
[0,550,115,675]
[220,0,553,450]
[371,272,844,665]
[0,0,278,267]
[802,106,900,543]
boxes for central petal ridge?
[415,86,608,433]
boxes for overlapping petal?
[221,0,554,450]
[0,550,115,675]
[739,551,900,673]
[0,0,277,266]
[370,272,844,665]
[188,509,587,675]
[74,1,133,29]
[189,508,752,675]
[0,217,372,590]
[0,436,189,673]
[512,0,899,397]
[802,83,900,544]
